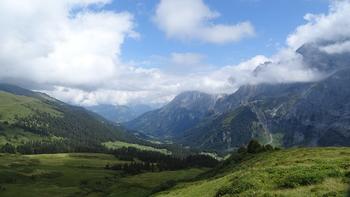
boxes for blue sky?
[2,0,349,106]
[107,0,329,67]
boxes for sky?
[1,0,350,106]
[113,0,328,66]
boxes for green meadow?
[0,153,206,197]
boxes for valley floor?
[0,153,206,197]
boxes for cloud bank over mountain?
[228,0,350,87]
[0,0,349,106]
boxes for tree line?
[0,140,107,154]
[105,147,219,174]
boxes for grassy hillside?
[0,127,61,146]
[154,147,350,197]
[0,91,66,149]
[0,153,206,197]
[0,91,61,123]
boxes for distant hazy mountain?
[127,44,350,152]
[86,104,155,123]
[125,91,221,139]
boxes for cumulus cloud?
[0,0,137,90]
[153,0,255,44]
[287,0,350,50]
[0,0,167,105]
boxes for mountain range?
[125,43,350,152]
[1,42,350,153]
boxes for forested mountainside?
[0,84,139,153]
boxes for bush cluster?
[276,165,343,188]
[215,180,255,196]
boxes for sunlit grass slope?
[103,141,171,154]
[0,91,63,146]
[155,147,350,197]
[0,91,61,123]
[0,128,51,146]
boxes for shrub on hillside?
[244,139,277,154]
[0,143,16,153]
[276,165,342,188]
[224,140,277,168]
[264,144,274,151]
[345,171,350,178]
[237,146,247,154]
[215,180,256,196]
[247,139,262,153]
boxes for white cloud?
[319,40,350,54]
[208,55,270,91]
[0,0,137,89]
[249,49,324,84]
[211,0,350,90]
[153,0,255,44]
[170,53,204,66]
[166,53,212,74]
[43,86,171,106]
[236,0,350,88]
[287,0,350,50]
